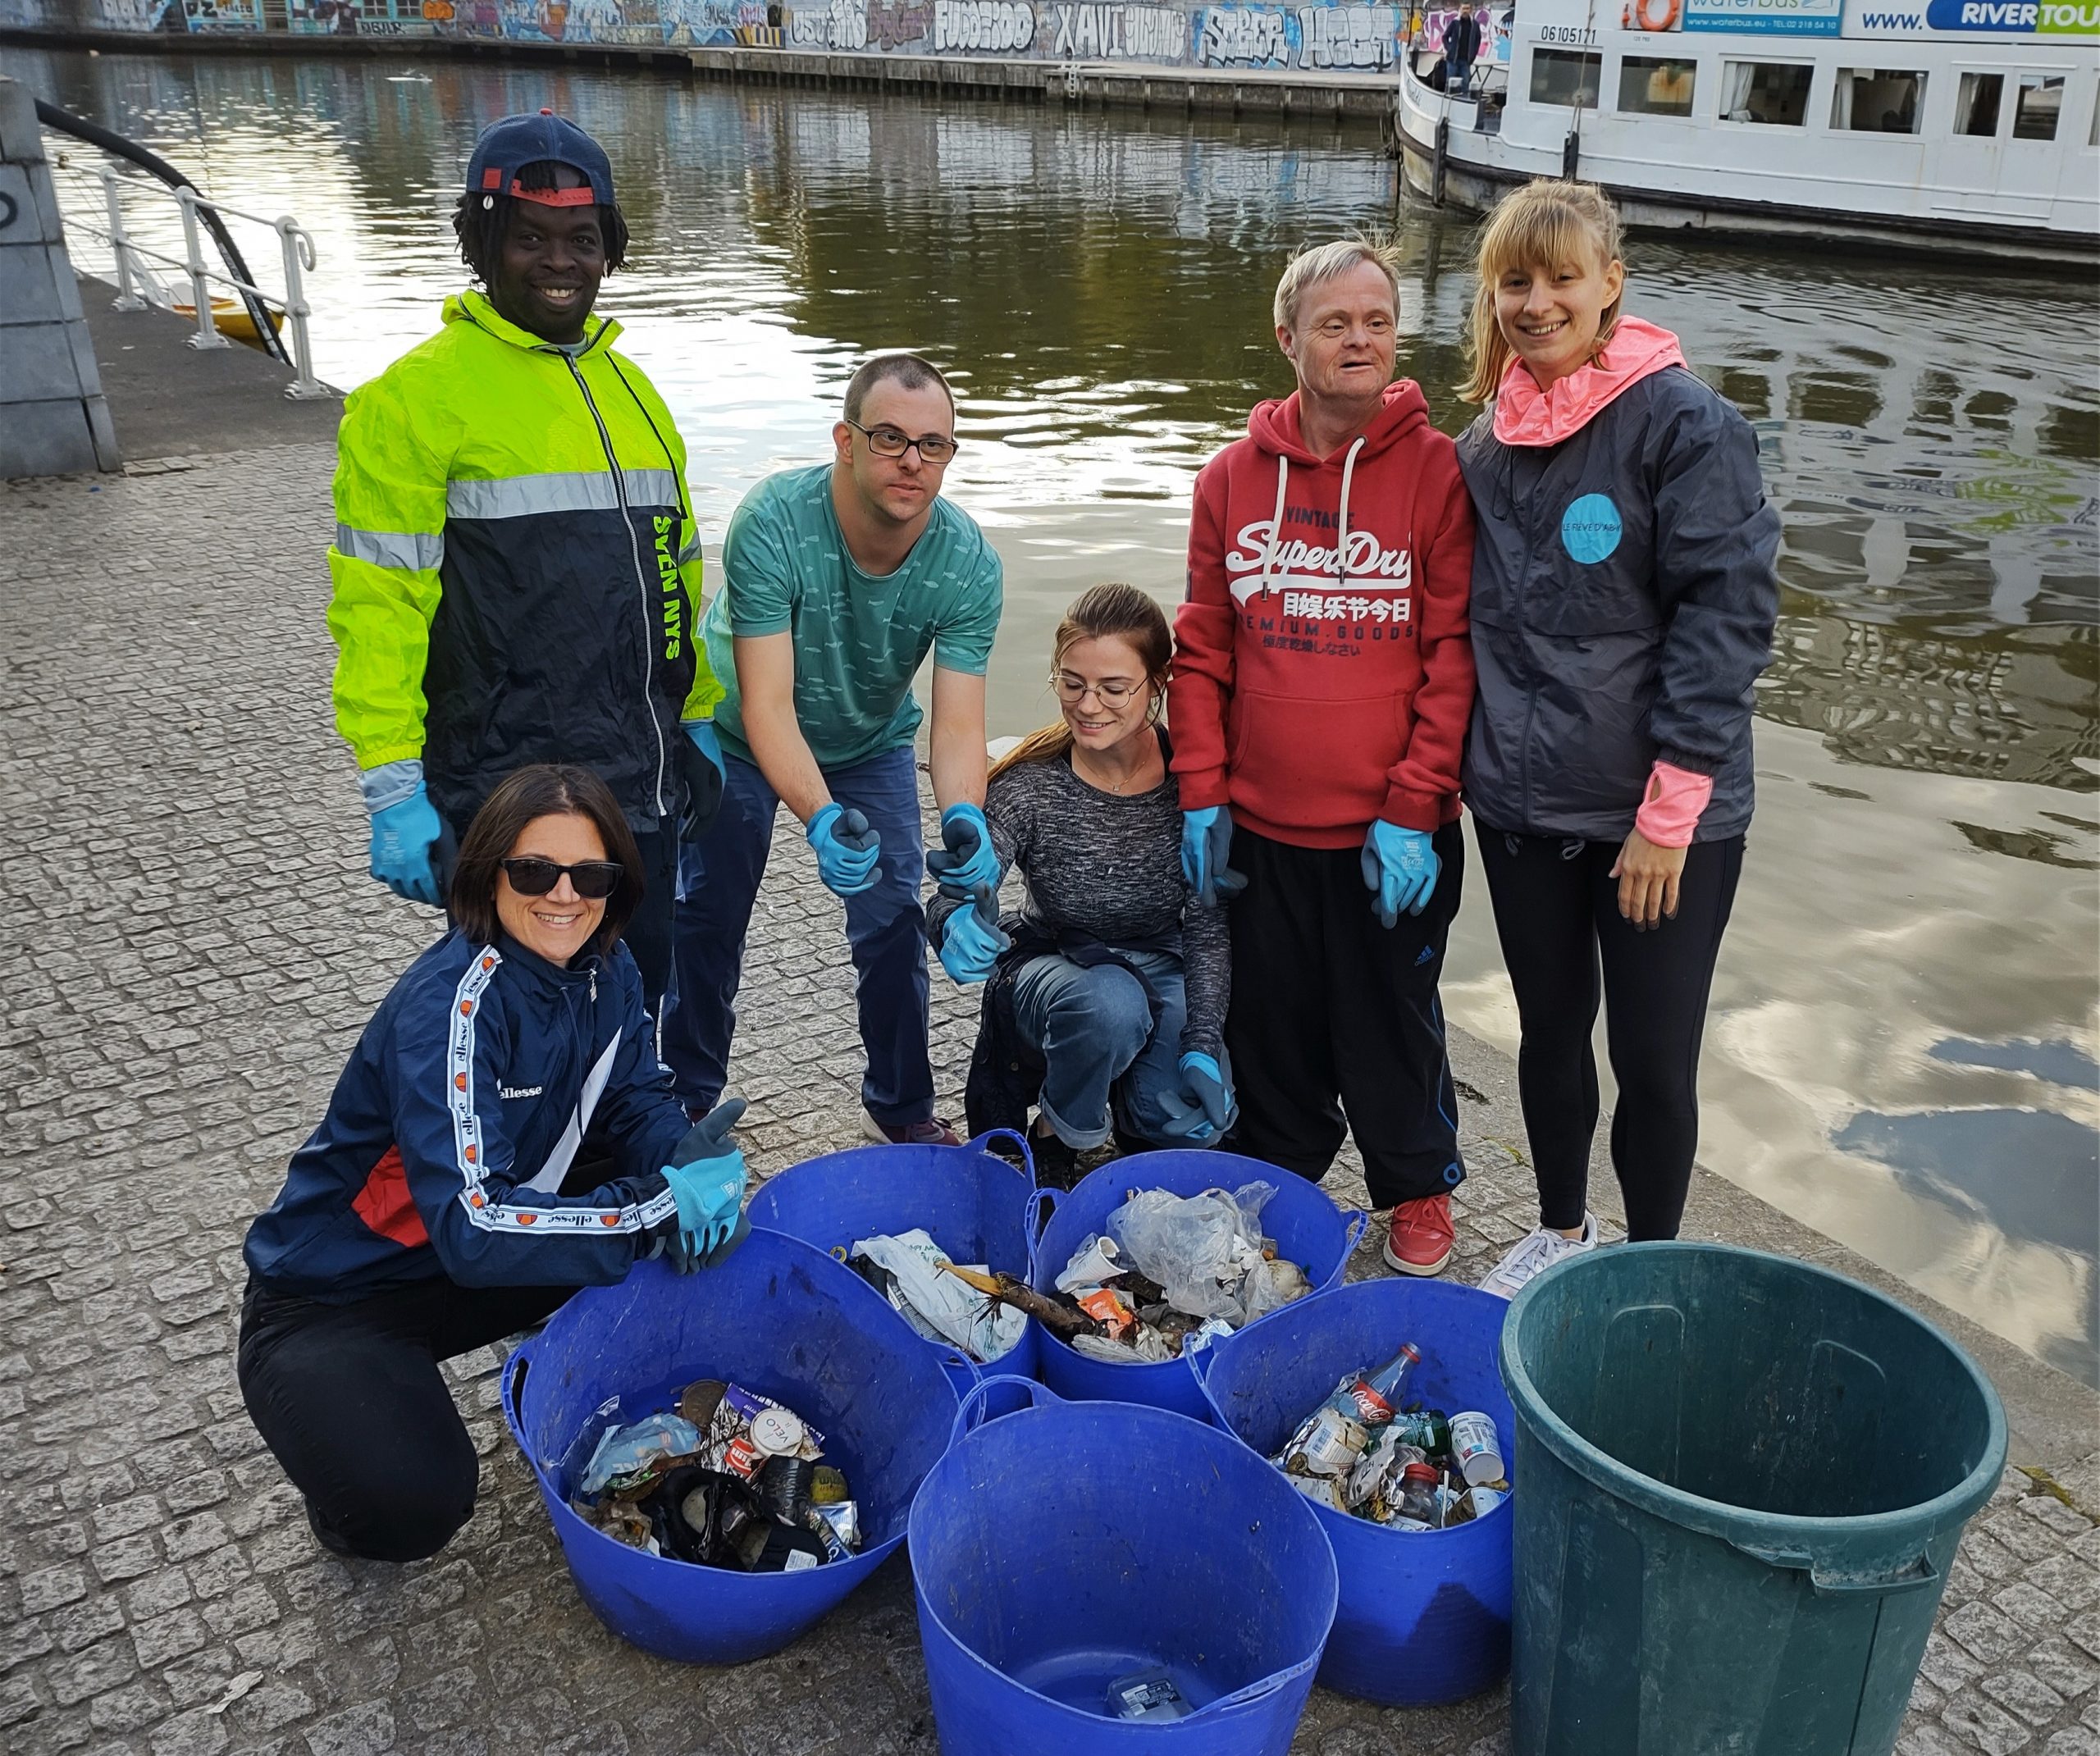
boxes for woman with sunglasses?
[237,764,747,1563]
[929,585,1232,1187]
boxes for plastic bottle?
[1322,1343,1422,1429]
[1392,1462,1440,1529]
[1387,1408,1451,1454]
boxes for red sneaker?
[1381,1195,1454,1277]
[862,1110,961,1147]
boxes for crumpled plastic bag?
[578,1412,702,1497]
[1106,1182,1285,1326]
[850,1228,1028,1364]
[1071,1327,1179,1365]
[1054,1234,1124,1294]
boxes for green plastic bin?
[1500,1243,2006,1756]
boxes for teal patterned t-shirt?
[701,464,1004,769]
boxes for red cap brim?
[509,181,599,208]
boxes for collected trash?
[1273,1341,1511,1532]
[969,1183,1313,1366]
[842,1229,1029,1364]
[1107,1665,1192,1723]
[566,1380,863,1572]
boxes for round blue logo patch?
[1560,493,1623,564]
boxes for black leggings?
[237,1275,572,1562]
[1475,825,1744,1242]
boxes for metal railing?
[98,165,329,401]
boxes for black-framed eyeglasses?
[845,419,959,464]
[1050,673,1145,706]
[501,857,625,900]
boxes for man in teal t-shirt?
[664,353,1004,1143]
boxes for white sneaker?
[1478,1215,1598,1300]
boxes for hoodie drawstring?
[1259,452,1290,596]
[1335,436,1366,584]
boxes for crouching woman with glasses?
[238,764,748,1563]
[931,585,1234,1187]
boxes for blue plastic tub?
[909,1377,1339,1755]
[746,1129,1039,1391]
[1194,1276,1517,1705]
[1027,1151,1365,1418]
[500,1230,961,1664]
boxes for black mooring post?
[1563,128,1582,180]
[1433,116,1449,207]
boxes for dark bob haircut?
[449,764,643,960]
[451,161,631,285]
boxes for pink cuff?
[1633,762,1713,848]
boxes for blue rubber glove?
[661,1098,750,1266]
[806,804,881,897]
[369,783,446,906]
[1158,1048,1237,1143]
[926,801,1002,896]
[1180,805,1246,909]
[1362,821,1439,928]
[676,720,726,842]
[938,883,1010,985]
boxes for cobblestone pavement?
[4,445,2098,1756]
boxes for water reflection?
[7,44,2096,1378]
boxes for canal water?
[10,45,2097,1382]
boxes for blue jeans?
[662,746,933,1127]
[1010,948,1200,1151]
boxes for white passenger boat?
[1395,0,2099,264]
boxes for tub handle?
[1728,1540,1941,1597]
[499,1342,544,1478]
[1200,1666,1303,1715]
[947,1373,1064,1449]
[1340,1208,1368,1260]
[1023,1186,1062,1263]
[939,1349,984,1388]
[966,1126,1036,1187]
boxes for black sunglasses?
[500,857,624,900]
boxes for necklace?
[1073,732,1160,796]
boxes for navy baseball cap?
[465,109,614,208]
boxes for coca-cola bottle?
[1319,1343,1421,1430]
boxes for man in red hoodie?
[1169,238,1477,1277]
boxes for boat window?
[1620,56,1698,118]
[1831,69,1926,134]
[2014,74,2064,140]
[1530,48,1602,108]
[1955,71,2004,137]
[1719,61,1815,127]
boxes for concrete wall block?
[0,77,40,166]
[0,317,91,401]
[0,239,69,324]
[0,399,102,479]
[0,163,66,246]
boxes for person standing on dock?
[661,354,1003,1145]
[1170,237,1478,1279]
[326,110,724,1010]
[1454,180,1779,1296]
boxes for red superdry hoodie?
[1169,381,1477,850]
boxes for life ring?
[1627,0,1679,30]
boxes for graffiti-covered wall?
[11,0,1507,71]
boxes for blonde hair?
[1459,180,1626,405]
[990,583,1171,782]
[1273,234,1404,336]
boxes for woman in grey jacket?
[1454,181,1780,1294]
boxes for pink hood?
[1492,316,1687,447]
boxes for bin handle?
[966,1126,1036,1188]
[1728,1540,1941,1597]
[499,1342,542,1477]
[1339,1208,1368,1261]
[947,1373,1064,1450]
[1023,1186,1061,1264]
[1201,1665,1303,1715]
[939,1348,984,1388]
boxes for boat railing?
[93,164,329,401]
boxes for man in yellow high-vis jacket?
[326,110,722,1005]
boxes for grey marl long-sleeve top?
[926,739,1230,1059]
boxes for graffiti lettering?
[1050,1,1186,56]
[1195,3,1285,63]
[930,0,1034,49]
[789,0,868,43]
[867,0,930,40]
[1294,2,1395,66]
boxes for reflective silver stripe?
[445,468,679,522]
[677,531,705,564]
[336,523,443,571]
